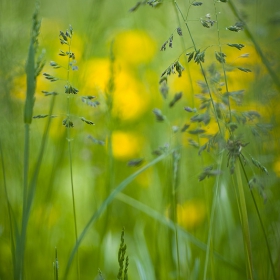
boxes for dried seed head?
[176,27,182,36]
[215,52,226,64]
[129,1,142,12]
[50,61,61,69]
[33,114,49,119]
[201,19,211,28]
[153,108,165,122]
[181,124,190,132]
[226,22,244,32]
[169,34,173,48]
[237,67,252,73]
[159,80,168,99]
[192,2,203,6]
[62,118,74,128]
[127,158,144,167]
[59,31,68,41]
[169,91,182,107]
[80,117,95,125]
[227,43,245,50]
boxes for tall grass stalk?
[234,163,253,279]
[0,140,16,278]
[171,150,181,280]
[239,158,277,280]
[202,155,223,280]
[102,41,116,234]
[213,0,232,122]
[16,4,45,279]
[171,2,218,278]
[64,28,80,280]
[53,247,59,280]
[173,1,222,135]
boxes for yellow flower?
[112,131,143,159]
[11,74,26,100]
[83,58,150,121]
[83,58,110,92]
[11,72,50,101]
[177,200,206,230]
[135,168,154,188]
[113,70,149,121]
[114,30,157,65]
[225,44,262,90]
[273,157,280,177]
[170,62,202,95]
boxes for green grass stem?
[174,1,222,135]
[202,155,224,280]
[239,158,277,280]
[213,0,232,122]
[0,140,16,279]
[234,162,253,280]
[65,35,80,280]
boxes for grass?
[0,0,280,279]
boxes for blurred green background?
[1,0,280,279]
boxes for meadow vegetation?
[0,0,280,279]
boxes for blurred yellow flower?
[135,168,154,188]
[112,131,143,159]
[273,158,280,177]
[113,70,149,120]
[83,58,150,121]
[84,58,110,92]
[170,63,201,95]
[177,200,206,230]
[225,44,262,90]
[11,72,50,101]
[11,74,26,100]
[114,30,157,65]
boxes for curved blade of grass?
[203,155,223,280]
[63,150,175,279]
[239,158,277,280]
[17,11,37,277]
[0,140,17,278]
[116,193,243,274]
[234,161,253,280]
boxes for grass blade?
[234,161,253,280]
[64,150,174,279]
[116,192,243,274]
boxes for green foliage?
[0,0,280,280]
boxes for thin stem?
[171,150,181,280]
[213,0,232,122]
[98,42,115,260]
[65,36,80,280]
[239,157,277,280]
[203,155,223,280]
[17,123,31,280]
[54,247,59,280]
[234,161,253,280]
[0,140,16,279]
[174,1,222,134]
